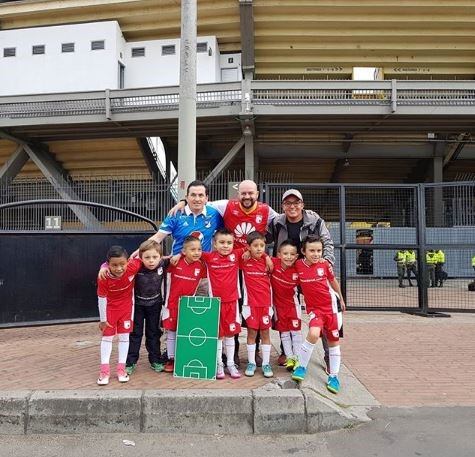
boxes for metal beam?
[329,159,347,183]
[0,145,29,184]
[203,137,245,185]
[22,144,102,229]
[239,0,255,75]
[443,132,469,169]
[137,138,160,181]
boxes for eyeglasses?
[283,200,302,207]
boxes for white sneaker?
[216,363,225,379]
[227,364,241,379]
[97,364,110,386]
[117,364,129,383]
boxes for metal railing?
[2,80,475,121]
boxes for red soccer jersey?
[223,200,270,248]
[97,258,142,311]
[294,258,339,314]
[240,255,272,307]
[166,257,207,309]
[270,257,299,310]
[201,248,245,302]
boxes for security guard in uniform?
[394,250,406,288]
[426,249,438,287]
[404,249,417,286]
[435,249,446,287]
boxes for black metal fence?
[0,179,474,326]
[264,182,475,314]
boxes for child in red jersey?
[200,228,246,379]
[240,231,274,378]
[270,239,302,372]
[161,236,206,374]
[292,235,345,394]
[96,245,142,386]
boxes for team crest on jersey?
[190,231,204,241]
[317,268,325,277]
[292,319,299,328]
[234,222,256,238]
[205,221,212,228]
[229,254,236,262]
[157,268,163,275]
[124,320,131,329]
[229,323,236,331]
[332,329,340,338]
[262,315,270,325]
[256,214,263,224]
[194,268,201,276]
[292,273,299,281]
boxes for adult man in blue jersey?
[133,180,223,257]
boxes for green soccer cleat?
[284,356,298,372]
[245,362,257,377]
[326,375,340,394]
[291,366,307,382]
[125,364,136,375]
[150,362,165,373]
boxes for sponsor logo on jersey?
[190,231,204,241]
[128,276,134,282]
[124,320,131,329]
[317,267,325,277]
[229,254,236,262]
[205,221,212,228]
[232,210,239,216]
[262,315,270,325]
[256,214,263,224]
[234,222,256,238]
[194,268,201,276]
[183,221,189,227]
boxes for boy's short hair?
[301,234,323,250]
[107,245,128,260]
[138,239,161,256]
[213,228,233,238]
[247,231,265,245]
[183,235,201,248]
[278,239,298,251]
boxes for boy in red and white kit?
[200,228,245,379]
[162,236,206,373]
[96,245,142,385]
[240,231,274,378]
[270,239,302,372]
[292,235,345,394]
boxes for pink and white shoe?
[97,364,110,386]
[227,364,241,379]
[117,363,129,383]
[216,363,226,379]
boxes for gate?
[263,182,475,314]
[0,200,160,327]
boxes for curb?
[0,385,363,435]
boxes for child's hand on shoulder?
[170,254,181,266]
[241,250,251,261]
[265,255,274,273]
[98,266,109,280]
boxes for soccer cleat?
[97,364,110,386]
[292,365,307,382]
[216,363,226,379]
[164,359,174,373]
[277,353,287,366]
[244,362,257,377]
[227,364,241,379]
[125,364,136,375]
[326,375,340,394]
[262,364,274,378]
[284,356,298,372]
[150,362,165,373]
[117,363,129,383]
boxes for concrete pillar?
[177,0,197,199]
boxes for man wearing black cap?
[267,188,335,370]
